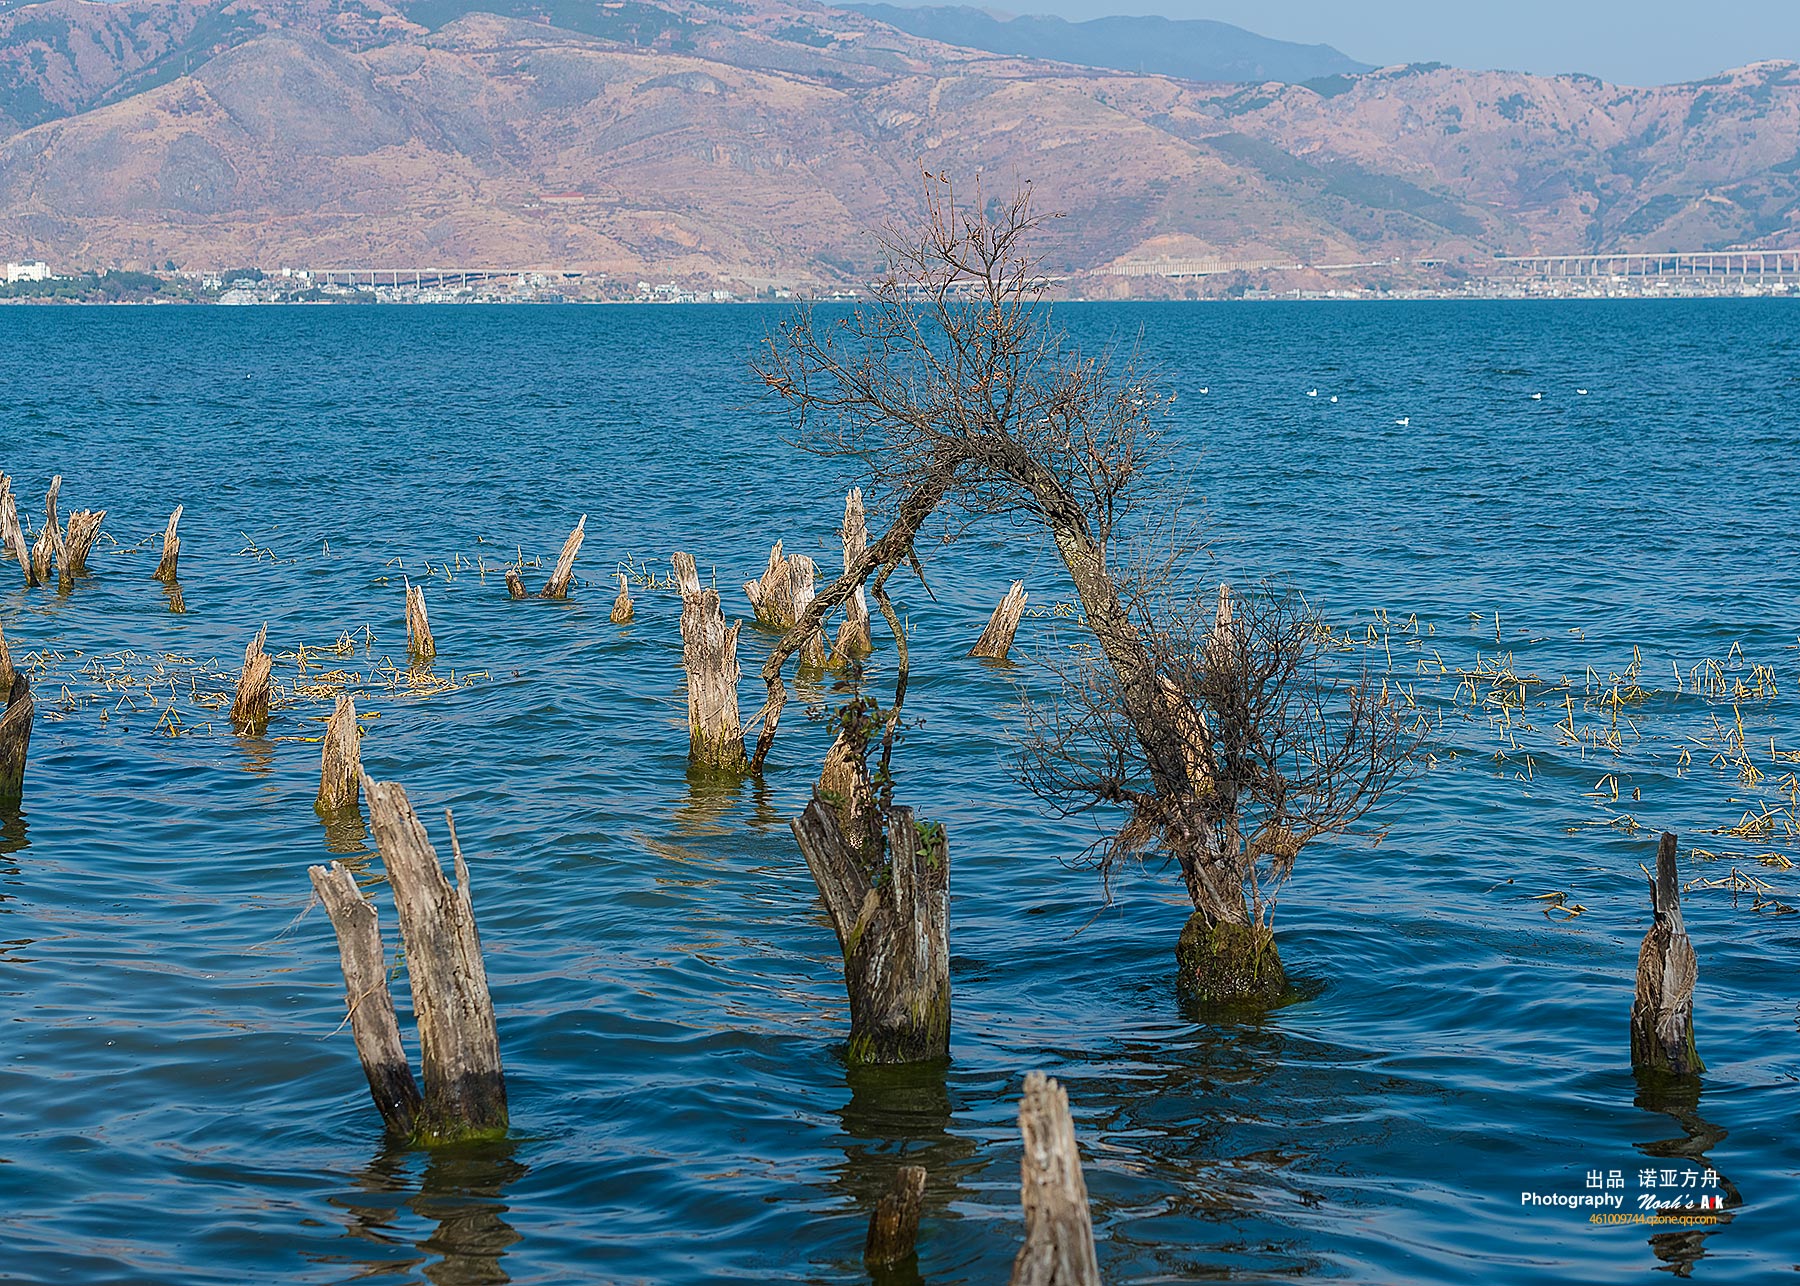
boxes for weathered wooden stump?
[308,861,422,1138]
[831,489,873,666]
[791,724,949,1065]
[1631,830,1704,1076]
[540,515,585,600]
[610,572,635,623]
[745,541,828,666]
[312,775,508,1143]
[504,567,527,600]
[405,580,436,666]
[674,551,746,772]
[0,475,32,584]
[230,624,273,735]
[1011,1072,1100,1286]
[61,509,105,577]
[865,1164,927,1270]
[153,506,182,583]
[0,625,31,809]
[969,582,1028,660]
[316,692,361,813]
[28,476,62,586]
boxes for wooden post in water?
[969,582,1028,660]
[405,580,435,666]
[307,861,422,1138]
[790,727,949,1064]
[0,625,31,809]
[359,772,508,1142]
[746,542,828,667]
[674,551,746,771]
[316,693,361,813]
[1630,830,1704,1076]
[610,572,634,623]
[230,624,273,735]
[61,509,105,577]
[29,476,62,586]
[1010,1072,1101,1286]
[831,488,873,665]
[505,567,527,600]
[153,506,182,583]
[0,476,30,582]
[540,515,585,600]
[864,1164,927,1270]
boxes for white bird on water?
[1329,395,1338,403]
[1395,416,1410,427]
[1576,388,1589,395]
[1198,387,1209,394]
[1530,392,1543,400]
[1307,388,1318,397]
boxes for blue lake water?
[0,300,1795,1283]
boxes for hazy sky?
[958,1,1800,86]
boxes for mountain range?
[2,0,1798,285]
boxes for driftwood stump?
[356,774,507,1142]
[0,476,33,584]
[153,506,182,582]
[0,626,30,809]
[674,551,746,771]
[1631,831,1704,1076]
[1011,1072,1101,1286]
[790,728,950,1065]
[831,489,874,665]
[28,475,62,587]
[308,861,422,1138]
[230,625,273,735]
[61,509,104,577]
[865,1164,927,1270]
[969,582,1028,660]
[316,692,361,813]
[541,515,585,600]
[746,541,828,667]
[610,573,635,623]
[405,580,436,666]
[505,567,527,599]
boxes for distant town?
[5,253,1799,305]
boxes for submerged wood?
[540,515,586,600]
[28,476,62,587]
[307,860,422,1139]
[360,773,508,1142]
[405,580,436,666]
[230,624,273,735]
[1631,830,1704,1076]
[674,551,746,771]
[316,692,361,813]
[505,567,527,599]
[0,626,30,808]
[865,1164,927,1269]
[1011,1072,1101,1286]
[61,509,105,578]
[831,489,873,665]
[610,572,635,623]
[153,506,182,582]
[790,738,949,1065]
[969,581,1028,660]
[1,479,32,585]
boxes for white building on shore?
[6,261,51,283]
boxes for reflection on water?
[316,801,370,856]
[834,1063,980,1285]
[1633,1071,1739,1277]
[675,765,742,838]
[339,1140,527,1286]
[163,582,186,615]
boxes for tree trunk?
[674,551,747,772]
[230,625,273,735]
[307,860,422,1139]
[745,541,828,667]
[791,745,949,1065]
[153,506,182,583]
[28,476,62,587]
[1174,912,1286,1005]
[540,515,585,600]
[505,567,527,599]
[610,572,635,623]
[0,626,30,809]
[360,773,508,1142]
[969,582,1028,660]
[1631,830,1703,1076]
[0,476,34,585]
[864,1164,927,1269]
[405,581,435,666]
[1010,1071,1100,1286]
[316,692,361,813]
[62,509,104,577]
[831,489,873,665]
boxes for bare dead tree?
[753,171,1417,1001]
